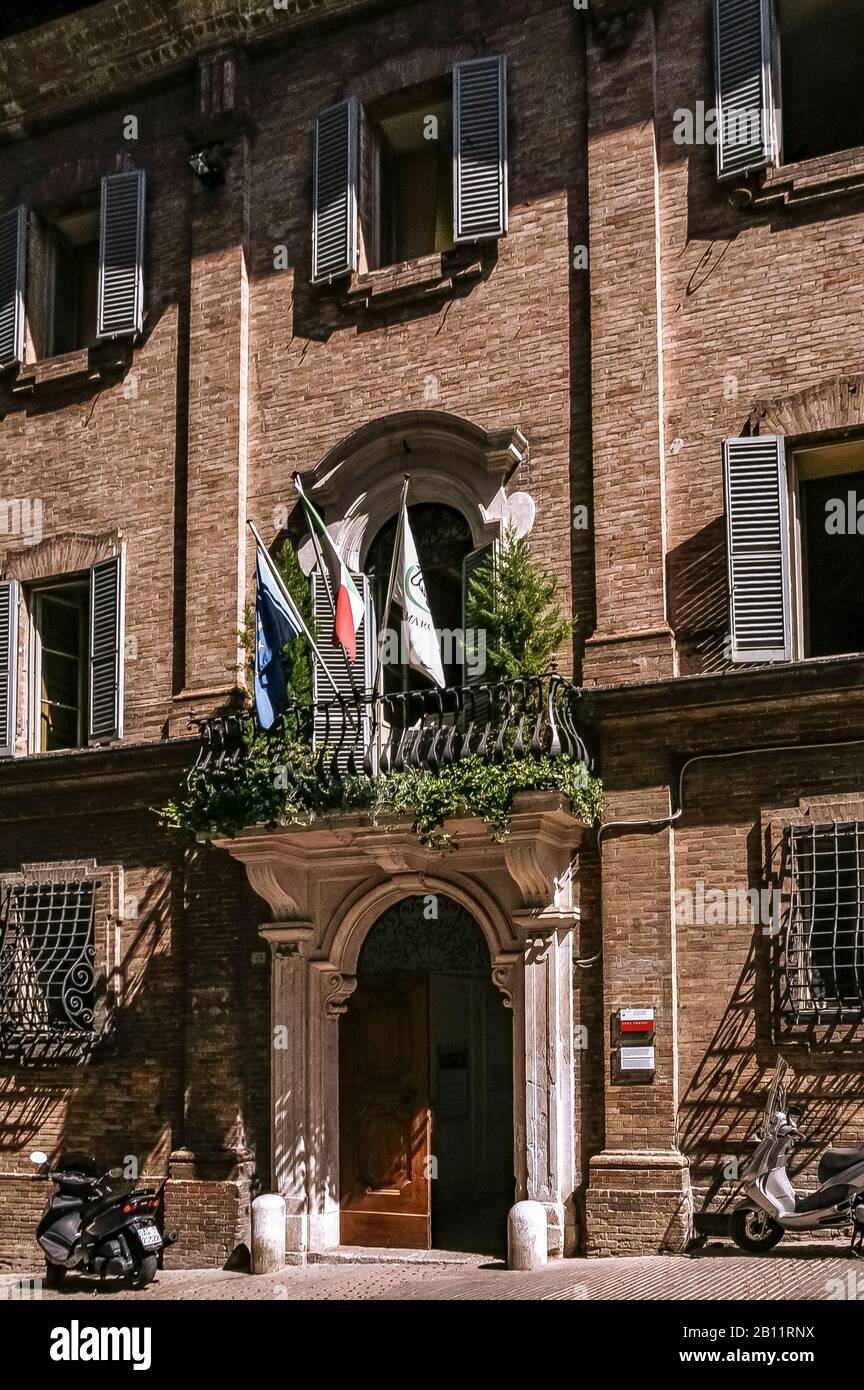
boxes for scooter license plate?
[137,1224,162,1249]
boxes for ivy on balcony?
[162,678,602,849]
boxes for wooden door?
[339,976,431,1248]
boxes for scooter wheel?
[130,1254,158,1289]
[44,1262,67,1290]
[730,1208,785,1252]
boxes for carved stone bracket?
[587,1,651,53]
[491,956,519,1009]
[323,972,358,1019]
[503,813,579,934]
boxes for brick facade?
[1,0,863,1268]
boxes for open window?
[723,434,864,663]
[312,58,507,282]
[777,0,864,162]
[46,201,100,356]
[363,82,454,268]
[714,0,864,179]
[30,578,90,751]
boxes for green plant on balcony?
[162,532,601,847]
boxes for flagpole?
[373,474,410,701]
[247,520,355,721]
[292,473,364,705]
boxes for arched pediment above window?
[296,410,530,571]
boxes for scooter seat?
[819,1147,864,1182]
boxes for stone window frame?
[0,858,124,1062]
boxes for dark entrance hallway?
[339,895,514,1254]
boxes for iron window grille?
[784,822,864,1023]
[0,879,97,1061]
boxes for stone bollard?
[251,1194,286,1275]
[507,1200,548,1271]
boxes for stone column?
[261,932,309,1262]
[513,928,576,1257]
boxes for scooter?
[30,1151,178,1289]
[731,1059,864,1256]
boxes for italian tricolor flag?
[296,482,364,662]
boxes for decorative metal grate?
[784,822,864,1022]
[0,879,97,1061]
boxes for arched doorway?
[338,894,514,1254]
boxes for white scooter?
[731,1059,864,1255]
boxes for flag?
[254,543,303,730]
[394,506,446,688]
[295,481,364,662]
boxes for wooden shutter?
[714,0,778,180]
[0,580,19,758]
[312,570,374,771]
[0,207,26,371]
[312,99,359,283]
[453,57,508,242]
[462,541,497,687]
[723,435,791,663]
[98,171,146,338]
[89,555,124,742]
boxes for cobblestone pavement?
[5,1243,861,1301]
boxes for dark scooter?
[30,1150,178,1289]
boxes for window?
[778,0,864,162]
[0,170,145,375]
[794,439,864,658]
[785,822,864,1020]
[722,434,864,664]
[30,579,89,751]
[0,554,124,759]
[311,58,507,282]
[714,0,864,180]
[0,877,96,1060]
[365,503,473,691]
[366,83,454,268]
[47,201,100,355]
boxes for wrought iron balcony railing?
[190,674,593,783]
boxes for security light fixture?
[188,147,225,187]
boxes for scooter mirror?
[29,1151,48,1165]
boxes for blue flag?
[255,546,303,730]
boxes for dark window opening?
[365,502,472,692]
[367,83,454,268]
[786,822,864,1020]
[30,578,89,752]
[50,205,99,355]
[799,444,864,658]
[779,0,864,162]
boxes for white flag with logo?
[395,509,446,687]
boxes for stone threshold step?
[307,1246,501,1267]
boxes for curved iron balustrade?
[189,674,593,784]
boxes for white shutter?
[98,171,146,338]
[0,207,26,371]
[462,541,497,686]
[0,580,19,758]
[89,555,125,742]
[453,56,508,242]
[312,99,359,283]
[714,0,778,181]
[312,570,374,772]
[723,435,791,663]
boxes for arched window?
[365,502,473,691]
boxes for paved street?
[5,1244,862,1301]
